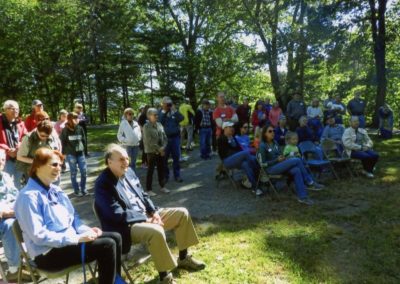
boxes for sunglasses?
[267,130,274,133]
[50,162,63,168]
[126,113,133,115]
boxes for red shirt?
[213,105,236,136]
[24,113,37,132]
[268,107,282,127]
[0,114,27,159]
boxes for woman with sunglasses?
[16,120,61,185]
[117,108,142,173]
[14,148,122,284]
[60,112,88,196]
[258,125,323,206]
[235,121,256,155]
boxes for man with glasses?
[95,144,205,284]
[0,100,27,188]
[24,99,44,132]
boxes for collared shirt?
[347,98,366,115]
[200,109,211,128]
[14,178,91,258]
[0,171,18,212]
[119,177,146,214]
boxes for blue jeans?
[199,128,212,158]
[223,151,259,188]
[0,218,20,267]
[126,146,139,172]
[266,158,313,199]
[66,154,87,194]
[4,159,23,189]
[351,150,379,173]
[164,136,181,179]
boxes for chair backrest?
[12,220,35,266]
[298,141,317,156]
[92,201,103,229]
[321,139,338,157]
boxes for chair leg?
[66,272,69,284]
[122,262,134,284]
[0,262,7,284]
[330,164,339,180]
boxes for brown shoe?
[7,270,33,282]
[177,255,206,271]
[159,272,177,284]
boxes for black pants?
[34,232,122,284]
[146,153,165,191]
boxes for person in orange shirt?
[212,92,238,137]
[24,99,44,132]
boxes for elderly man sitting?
[94,144,205,284]
[0,149,31,281]
[342,116,379,178]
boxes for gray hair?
[147,108,158,116]
[104,143,127,166]
[2,100,18,111]
[350,116,359,123]
[298,115,308,124]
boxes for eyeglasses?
[267,130,274,133]
[126,113,133,116]
[50,162,63,168]
[38,117,50,121]
[6,107,19,111]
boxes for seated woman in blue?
[296,116,319,144]
[235,122,256,155]
[257,125,323,206]
[14,148,122,284]
[274,115,288,146]
[217,121,262,196]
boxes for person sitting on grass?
[283,131,301,158]
[342,116,379,178]
[235,121,256,154]
[94,144,205,284]
[217,121,262,196]
[15,148,123,284]
[258,125,324,206]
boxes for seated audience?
[378,103,394,138]
[94,144,205,284]
[268,101,282,128]
[321,114,345,153]
[217,121,262,196]
[258,125,323,206]
[235,121,256,154]
[307,98,323,139]
[274,115,288,146]
[117,108,142,172]
[14,148,122,284]
[342,116,379,178]
[0,149,31,282]
[283,132,301,158]
[142,108,169,196]
[251,100,268,134]
[296,116,319,144]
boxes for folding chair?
[321,139,353,179]
[255,153,282,200]
[298,141,338,180]
[0,241,8,284]
[215,161,238,190]
[92,202,150,284]
[12,220,96,284]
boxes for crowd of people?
[0,91,394,283]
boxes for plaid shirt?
[200,109,211,128]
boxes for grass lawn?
[88,127,400,283]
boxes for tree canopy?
[0,0,398,125]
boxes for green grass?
[122,135,400,284]
[87,126,119,152]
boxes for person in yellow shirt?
[179,98,195,151]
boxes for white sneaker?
[147,191,157,196]
[160,187,170,194]
[361,170,374,178]
[253,188,264,196]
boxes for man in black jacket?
[94,144,205,283]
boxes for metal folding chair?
[215,161,238,190]
[12,220,96,284]
[321,139,353,179]
[255,153,282,200]
[0,241,8,284]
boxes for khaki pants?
[130,207,199,272]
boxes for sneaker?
[74,192,83,197]
[361,170,374,178]
[307,182,325,191]
[175,177,183,183]
[298,197,314,206]
[241,178,252,189]
[253,188,264,196]
[147,191,157,197]
[160,187,170,194]
[82,191,93,196]
[7,270,33,281]
[159,272,176,284]
[177,255,206,271]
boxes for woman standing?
[14,148,122,284]
[251,100,268,134]
[60,112,87,196]
[117,108,142,172]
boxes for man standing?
[347,91,367,128]
[74,103,90,156]
[0,149,31,281]
[213,92,238,137]
[0,100,27,188]
[94,144,205,284]
[286,93,307,131]
[24,99,44,132]
[179,98,195,151]
[235,97,251,125]
[158,96,184,182]
[194,99,213,160]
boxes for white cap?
[222,121,234,129]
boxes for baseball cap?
[32,99,43,106]
[202,99,210,105]
[162,96,172,104]
[222,121,234,129]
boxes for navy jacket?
[94,167,157,253]
[158,110,184,137]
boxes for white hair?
[104,143,128,165]
[2,100,18,111]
